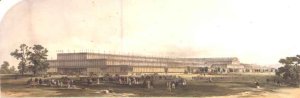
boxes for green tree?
[277,55,300,85]
[10,44,31,75]
[9,66,16,73]
[0,61,10,74]
[28,45,49,76]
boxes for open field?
[0,73,294,97]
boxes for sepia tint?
[1,0,300,97]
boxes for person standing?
[255,81,260,88]
[97,78,100,85]
[133,77,137,85]
[56,80,60,87]
[209,77,213,83]
[171,82,176,89]
[59,80,63,88]
[39,78,42,85]
[27,78,32,85]
[34,78,38,84]
[67,80,71,88]
[128,77,132,86]
[119,77,122,84]
[150,80,154,88]
[87,78,92,86]
[182,80,187,86]
[167,81,172,92]
[146,80,151,89]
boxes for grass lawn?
[0,73,284,97]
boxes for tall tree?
[28,45,49,76]
[277,55,300,85]
[10,44,31,75]
[0,61,10,74]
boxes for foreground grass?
[0,74,282,97]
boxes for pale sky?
[1,0,300,67]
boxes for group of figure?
[104,74,187,89]
[26,74,188,91]
[118,76,140,86]
[27,77,77,89]
[27,78,44,87]
[166,78,187,92]
[192,76,251,82]
[115,75,154,88]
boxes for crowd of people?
[27,77,77,89]
[83,75,188,89]
[26,74,187,91]
[192,76,256,82]
[118,75,187,90]
[27,73,285,92]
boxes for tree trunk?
[21,70,24,75]
[21,66,25,76]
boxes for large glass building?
[47,53,274,76]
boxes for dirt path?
[1,91,30,97]
[211,88,300,98]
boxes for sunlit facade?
[47,53,273,75]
